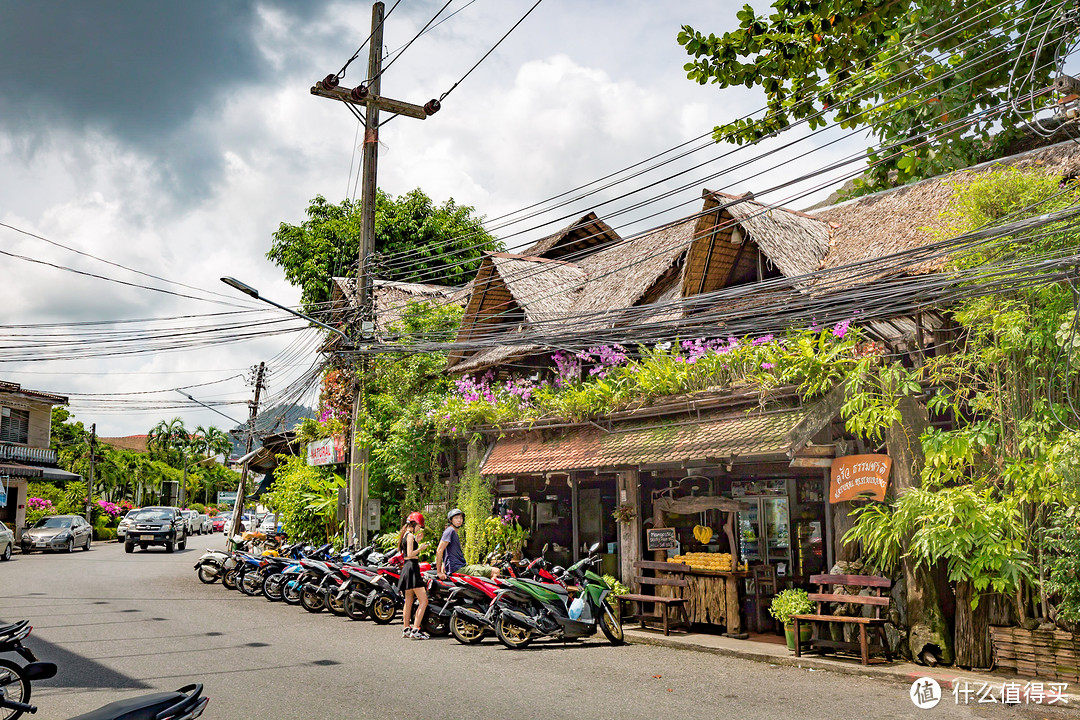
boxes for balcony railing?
[0,444,57,464]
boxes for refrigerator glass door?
[763,497,791,567]
[738,503,762,563]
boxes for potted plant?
[611,503,636,524]
[770,588,815,651]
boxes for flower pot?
[784,623,813,651]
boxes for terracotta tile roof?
[480,406,809,475]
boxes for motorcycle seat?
[0,620,28,637]
[68,691,184,720]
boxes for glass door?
[762,497,792,572]
[737,501,762,563]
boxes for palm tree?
[194,425,232,461]
[148,417,191,468]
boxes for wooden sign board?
[647,527,677,551]
[830,454,892,503]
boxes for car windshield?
[34,517,71,529]
[133,510,173,522]
[123,510,139,519]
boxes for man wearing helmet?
[437,508,500,580]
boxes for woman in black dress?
[398,512,429,639]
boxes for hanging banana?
[693,525,713,544]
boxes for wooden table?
[657,568,747,634]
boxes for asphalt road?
[0,536,1073,720]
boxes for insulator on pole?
[322,74,340,90]
[423,99,441,116]
[351,84,370,101]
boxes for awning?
[0,462,43,478]
[41,467,82,482]
[481,406,814,475]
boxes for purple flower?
[761,362,775,370]
[752,334,774,346]
[832,320,851,339]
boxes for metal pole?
[85,424,95,522]
[349,0,384,548]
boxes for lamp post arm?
[175,391,244,427]
[255,295,352,345]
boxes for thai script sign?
[307,436,347,467]
[829,454,892,503]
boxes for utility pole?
[312,1,440,546]
[228,362,265,539]
[85,423,96,522]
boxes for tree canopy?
[678,0,1072,194]
[267,189,502,314]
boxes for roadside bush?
[27,481,63,507]
[187,502,205,514]
[94,527,117,542]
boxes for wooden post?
[617,468,642,589]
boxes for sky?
[0,0,864,437]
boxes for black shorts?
[397,559,424,591]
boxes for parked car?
[210,515,226,533]
[0,521,13,561]
[181,510,199,535]
[192,513,209,535]
[124,507,187,553]
[116,508,141,541]
[21,515,93,553]
[257,515,282,534]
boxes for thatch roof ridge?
[488,254,585,322]
[518,211,622,259]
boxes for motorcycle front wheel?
[326,590,347,616]
[344,593,368,621]
[196,564,219,584]
[367,592,397,624]
[600,603,625,646]
[282,579,302,605]
[239,571,262,597]
[449,612,485,645]
[421,611,449,637]
[263,573,285,601]
[300,586,325,613]
[221,567,240,591]
[495,616,533,650]
[0,658,30,720]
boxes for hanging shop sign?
[307,436,347,467]
[829,454,892,503]
[646,527,678,551]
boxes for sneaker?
[403,628,414,639]
[412,629,430,640]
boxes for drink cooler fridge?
[736,495,792,573]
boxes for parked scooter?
[489,542,624,649]
[193,545,238,584]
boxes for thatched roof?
[489,254,586,322]
[520,212,621,260]
[330,277,465,333]
[811,139,1080,273]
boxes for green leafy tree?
[678,0,1073,194]
[148,417,192,468]
[267,190,502,314]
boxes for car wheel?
[178,536,186,551]
[66,538,75,554]
[1,543,10,561]
[125,541,134,554]
[84,535,91,551]
[165,541,174,553]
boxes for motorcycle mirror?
[23,662,57,681]
[551,566,565,576]
[542,542,550,553]
[588,541,601,554]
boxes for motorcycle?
[193,546,237,584]
[489,542,624,649]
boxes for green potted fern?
[770,588,815,651]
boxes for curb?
[624,631,1079,704]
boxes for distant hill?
[228,403,314,457]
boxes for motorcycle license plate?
[140,535,156,541]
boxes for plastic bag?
[568,597,585,620]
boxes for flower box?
[990,626,1080,682]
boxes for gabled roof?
[0,381,68,405]
[330,277,465,334]
[520,212,621,260]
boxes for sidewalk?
[624,628,1078,703]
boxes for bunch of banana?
[693,525,714,544]
[670,552,734,572]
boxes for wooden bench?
[617,561,690,636]
[792,573,893,665]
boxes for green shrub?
[94,527,117,541]
[770,588,815,626]
[187,502,205,514]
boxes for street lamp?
[220,277,351,344]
